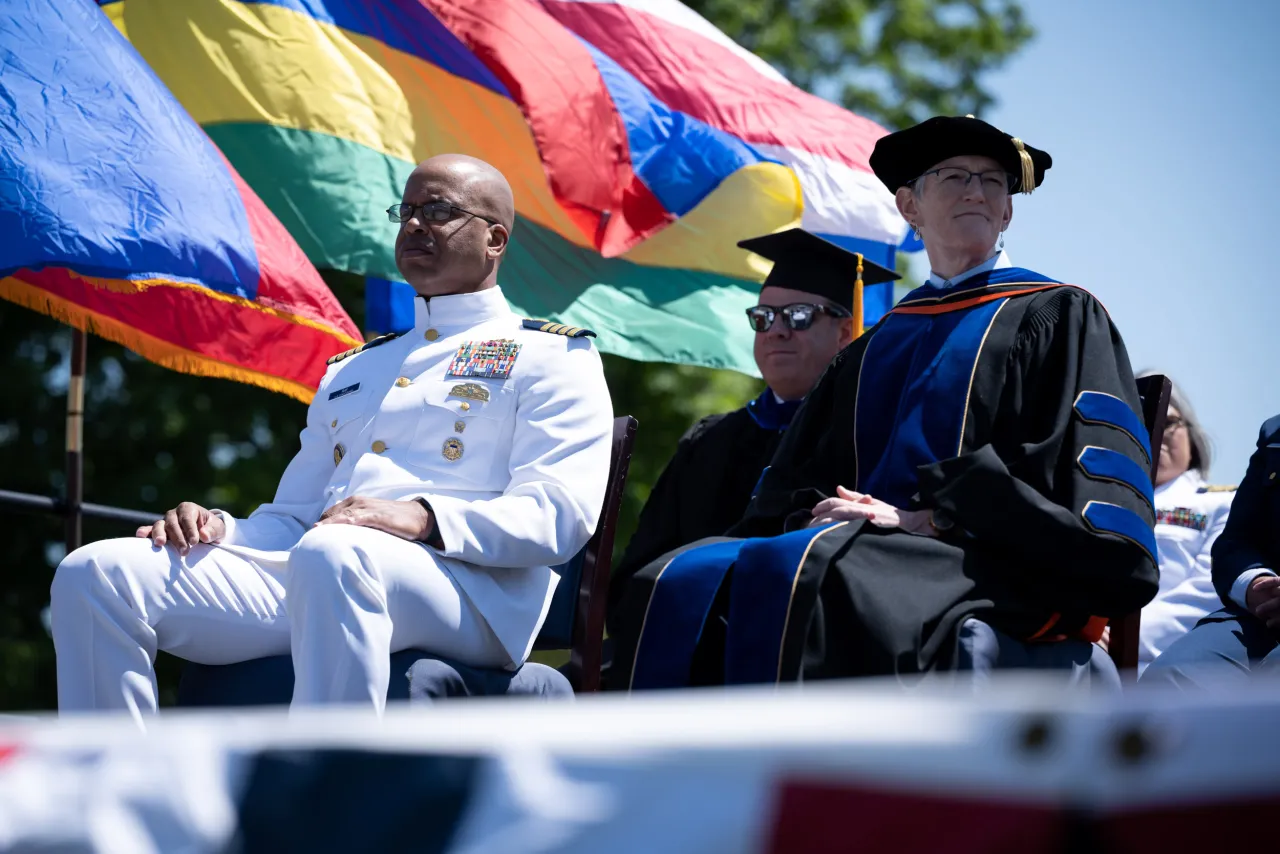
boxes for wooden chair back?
[534,415,637,692]
[1108,374,1171,672]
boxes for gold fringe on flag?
[64,271,362,347]
[1,276,318,403]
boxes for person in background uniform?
[1136,377,1234,672]
[50,154,614,722]
[611,116,1157,691]
[605,231,899,634]
[1141,414,1280,687]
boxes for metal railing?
[0,488,157,528]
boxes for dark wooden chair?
[176,415,637,704]
[534,414,637,691]
[1107,374,1171,673]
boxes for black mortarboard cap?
[870,115,1052,195]
[737,228,899,313]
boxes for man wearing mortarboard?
[605,230,898,642]
[610,116,1159,689]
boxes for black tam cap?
[737,228,899,312]
[870,115,1052,194]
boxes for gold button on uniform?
[454,420,466,433]
[425,328,439,341]
[333,443,345,465]
[395,376,411,388]
[372,440,387,454]
[459,401,471,411]
[331,419,338,428]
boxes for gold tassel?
[1011,137,1036,194]
[852,253,864,339]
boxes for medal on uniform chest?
[1156,506,1208,531]
[442,437,464,461]
[446,339,521,379]
[447,382,490,402]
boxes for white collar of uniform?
[414,285,511,330]
[926,248,1012,289]
[1155,468,1204,498]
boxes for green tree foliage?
[685,0,1033,129]
[0,0,1030,710]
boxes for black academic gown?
[612,268,1160,688]
[606,391,798,634]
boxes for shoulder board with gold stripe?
[1197,484,1238,493]
[521,318,597,338]
[326,332,403,365]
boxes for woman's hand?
[809,486,937,536]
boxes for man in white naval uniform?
[50,154,614,720]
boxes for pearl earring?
[996,231,1005,251]
[912,223,922,240]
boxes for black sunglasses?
[746,302,850,333]
[386,201,499,226]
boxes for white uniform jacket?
[1139,470,1235,670]
[213,286,614,664]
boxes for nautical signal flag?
[97,0,905,376]
[0,0,361,403]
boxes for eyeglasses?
[1163,415,1187,434]
[746,303,850,333]
[916,166,1014,195]
[386,201,499,226]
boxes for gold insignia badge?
[447,382,491,403]
[333,443,345,465]
[442,437,464,461]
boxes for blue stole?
[746,388,801,500]
[629,267,1064,689]
[629,525,847,690]
[628,389,800,690]
[629,540,746,689]
[746,388,802,431]
[722,523,848,684]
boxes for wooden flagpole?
[65,328,86,555]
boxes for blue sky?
[907,0,1279,480]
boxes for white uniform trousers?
[50,524,509,723]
